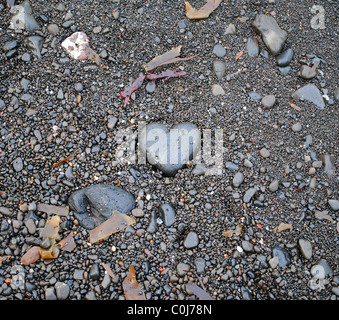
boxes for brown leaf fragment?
[235,50,244,61]
[122,265,146,300]
[53,149,78,168]
[273,222,292,233]
[223,223,242,238]
[120,74,146,105]
[290,103,301,111]
[143,46,195,72]
[57,232,76,252]
[144,46,182,72]
[146,69,187,81]
[37,203,69,217]
[89,210,136,244]
[0,256,10,265]
[185,0,222,19]
[100,262,118,280]
[20,246,41,265]
[186,283,214,300]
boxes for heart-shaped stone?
[68,184,135,229]
[139,122,201,177]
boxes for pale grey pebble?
[213,44,226,58]
[13,157,23,172]
[292,122,302,132]
[225,23,236,35]
[55,282,70,300]
[47,23,59,35]
[213,60,226,80]
[260,147,270,158]
[75,82,83,92]
[183,231,199,249]
[146,81,156,94]
[233,172,244,187]
[242,240,254,252]
[248,91,262,101]
[85,291,96,300]
[45,287,57,300]
[177,262,190,276]
[268,179,279,192]
[334,87,339,101]
[22,53,31,62]
[328,199,339,211]
[298,239,312,260]
[158,203,176,226]
[243,187,257,203]
[194,257,206,274]
[332,287,339,296]
[261,95,276,108]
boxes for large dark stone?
[68,184,135,229]
[252,14,287,56]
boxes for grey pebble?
[13,157,23,172]
[298,239,312,260]
[268,179,279,192]
[183,231,199,249]
[55,282,70,300]
[233,172,244,187]
[328,199,339,211]
[261,95,276,108]
[213,44,226,58]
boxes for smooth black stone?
[277,48,294,66]
[68,184,135,229]
[158,203,176,227]
[273,246,291,267]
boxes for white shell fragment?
[61,31,101,64]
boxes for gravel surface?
[0,0,338,301]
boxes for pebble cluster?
[0,0,338,300]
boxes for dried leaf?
[20,246,41,265]
[143,46,195,72]
[290,103,301,111]
[53,149,78,168]
[37,203,69,216]
[274,222,292,233]
[122,265,146,300]
[0,256,10,264]
[146,69,187,81]
[100,262,118,280]
[89,210,136,244]
[235,50,244,61]
[144,46,182,72]
[185,0,222,19]
[223,223,242,238]
[120,74,146,105]
[186,283,214,300]
[57,232,76,252]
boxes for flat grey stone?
[252,14,287,55]
[183,231,199,249]
[272,246,291,267]
[213,44,226,58]
[9,0,40,32]
[55,282,70,300]
[298,239,312,260]
[233,172,244,187]
[24,36,43,59]
[213,60,226,80]
[328,199,339,211]
[243,187,257,203]
[261,95,276,108]
[292,84,325,109]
